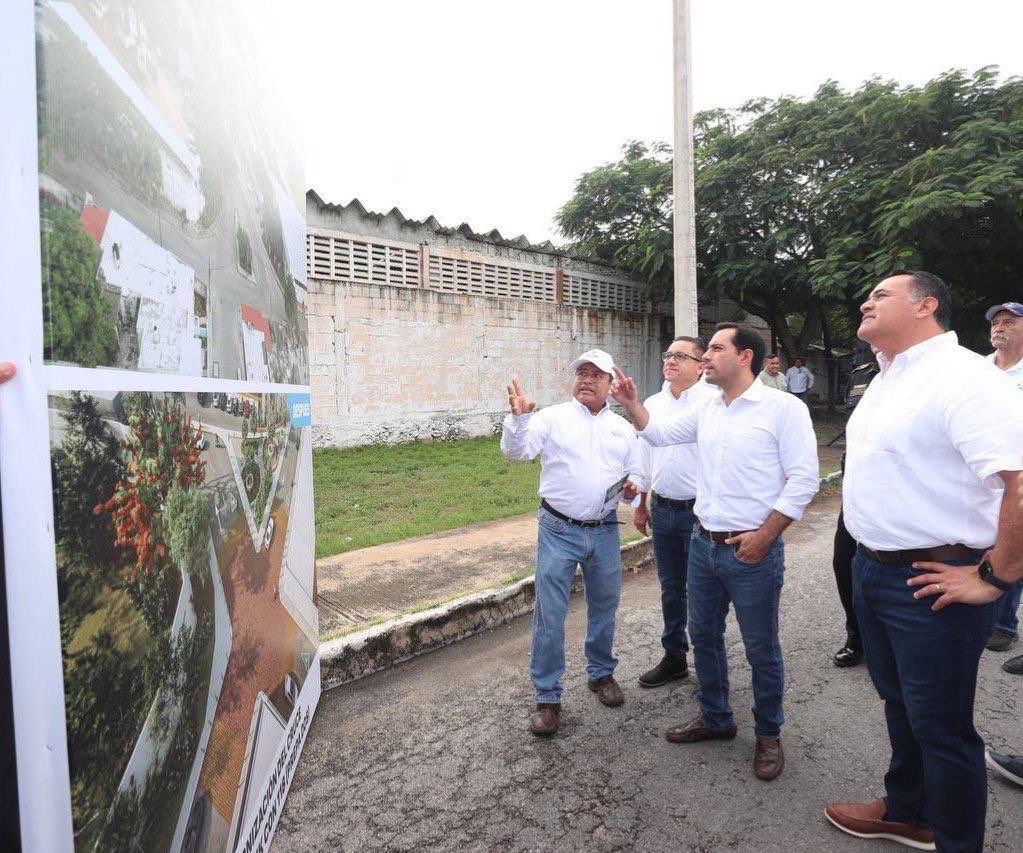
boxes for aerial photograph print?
[36,0,309,383]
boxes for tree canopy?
[556,68,1023,356]
[41,207,119,367]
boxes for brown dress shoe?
[753,736,784,780]
[529,703,560,736]
[587,675,624,707]
[665,714,738,743]
[825,798,935,850]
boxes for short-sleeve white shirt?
[844,332,1023,550]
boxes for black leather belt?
[696,522,752,544]
[652,492,695,511]
[540,499,608,528]
[859,543,984,566]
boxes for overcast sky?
[264,0,1023,244]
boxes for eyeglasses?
[661,351,702,364]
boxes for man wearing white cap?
[502,348,642,736]
[984,302,1023,660]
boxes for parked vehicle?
[263,517,276,551]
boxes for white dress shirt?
[785,366,814,393]
[844,332,1023,550]
[637,380,717,500]
[638,380,820,531]
[987,350,1023,391]
[501,398,643,521]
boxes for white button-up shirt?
[785,366,814,393]
[637,380,717,500]
[638,380,820,531]
[844,332,1023,550]
[987,350,1023,391]
[501,398,643,521]
[758,370,788,392]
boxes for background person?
[785,356,815,402]
[632,336,715,688]
[613,323,819,782]
[825,271,1023,852]
[984,301,1023,658]
[758,353,788,391]
[502,349,642,737]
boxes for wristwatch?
[978,558,1014,593]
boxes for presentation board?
[1,3,319,850]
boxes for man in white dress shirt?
[984,302,1023,659]
[785,357,815,402]
[632,336,716,687]
[613,323,819,781]
[825,271,1023,852]
[502,349,642,736]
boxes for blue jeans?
[993,580,1022,635]
[650,495,696,658]
[852,546,997,853]
[687,530,785,737]
[530,507,621,703]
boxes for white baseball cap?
[570,348,616,376]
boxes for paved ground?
[276,495,1023,851]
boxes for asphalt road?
[273,496,1023,851]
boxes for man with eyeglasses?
[612,323,819,781]
[632,337,715,688]
[502,349,643,737]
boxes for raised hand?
[610,366,638,406]
[507,378,536,416]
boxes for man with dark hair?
[825,271,1023,852]
[785,356,815,402]
[632,335,715,687]
[759,352,787,391]
[613,323,819,781]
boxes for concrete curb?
[317,472,841,691]
[319,536,655,690]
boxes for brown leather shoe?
[825,798,935,850]
[665,714,738,743]
[753,736,784,780]
[587,675,624,707]
[529,703,560,736]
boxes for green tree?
[52,393,126,647]
[557,68,1023,365]
[40,207,119,367]
[163,485,211,582]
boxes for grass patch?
[313,435,540,558]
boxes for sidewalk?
[277,495,1023,851]
[315,439,845,640]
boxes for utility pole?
[672,0,698,336]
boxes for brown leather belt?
[697,523,752,545]
[860,543,985,566]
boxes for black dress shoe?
[986,628,1018,652]
[638,653,688,687]
[833,645,863,668]
[1003,654,1023,675]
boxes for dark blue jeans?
[852,546,997,853]
[687,531,785,737]
[993,580,1021,635]
[650,495,696,658]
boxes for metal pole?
[672,0,698,336]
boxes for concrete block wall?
[306,277,665,448]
